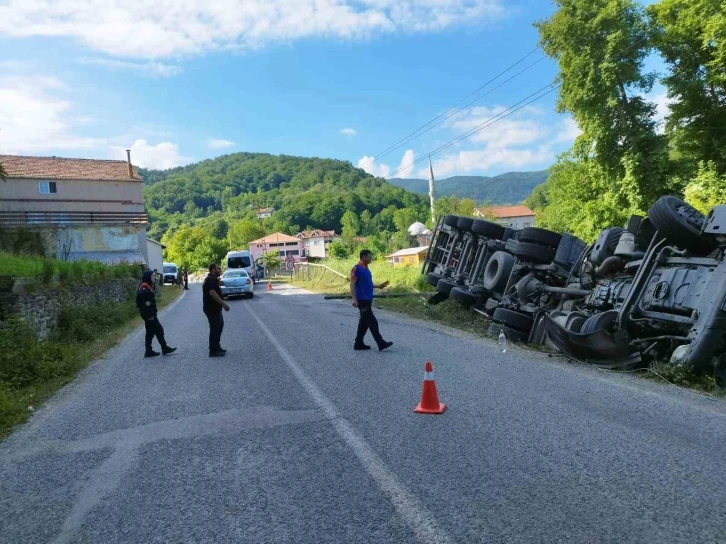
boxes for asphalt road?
[2,283,726,544]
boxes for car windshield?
[224,271,249,278]
[163,266,176,273]
[228,256,251,268]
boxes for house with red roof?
[474,204,535,230]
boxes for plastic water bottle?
[498,329,507,353]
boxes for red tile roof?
[249,232,301,244]
[297,229,338,239]
[480,205,535,218]
[0,155,142,181]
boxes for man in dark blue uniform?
[350,249,393,351]
[136,270,176,358]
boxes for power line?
[358,47,542,169]
[385,83,560,179]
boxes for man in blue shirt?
[350,249,393,351]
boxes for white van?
[225,250,256,282]
[162,262,179,284]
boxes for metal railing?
[0,211,149,227]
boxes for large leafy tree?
[536,0,670,197]
[649,0,726,175]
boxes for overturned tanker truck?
[422,196,726,384]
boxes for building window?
[523,222,531,228]
[287,250,300,256]
[39,181,58,194]
[408,257,414,263]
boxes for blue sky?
[0,0,667,178]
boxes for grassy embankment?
[290,258,492,337]
[290,258,720,394]
[0,254,183,438]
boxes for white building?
[296,230,341,258]
[145,238,165,273]
[256,207,274,219]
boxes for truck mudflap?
[543,314,639,369]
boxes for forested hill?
[389,171,548,204]
[142,152,429,240]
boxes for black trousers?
[205,311,224,352]
[184,279,189,290]
[144,317,167,351]
[355,300,383,346]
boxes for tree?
[341,210,360,241]
[393,207,418,233]
[359,209,372,235]
[684,162,726,215]
[536,0,671,208]
[649,0,726,174]
[228,219,264,250]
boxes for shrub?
[41,259,55,283]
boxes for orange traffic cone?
[414,361,446,414]
[266,281,273,291]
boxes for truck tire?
[514,242,556,264]
[444,214,460,228]
[450,287,479,307]
[426,272,443,287]
[580,310,618,335]
[471,219,505,239]
[483,251,515,292]
[648,196,716,255]
[492,308,534,333]
[437,278,458,295]
[519,227,562,249]
[456,217,474,232]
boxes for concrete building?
[296,229,341,258]
[249,232,305,263]
[0,153,148,264]
[387,247,429,268]
[408,221,432,247]
[475,204,535,230]
[146,238,165,273]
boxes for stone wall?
[0,278,138,340]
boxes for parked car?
[162,262,179,284]
[220,269,254,299]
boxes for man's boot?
[378,341,393,352]
[145,349,160,358]
[162,345,177,355]
[353,343,371,351]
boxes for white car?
[220,269,254,299]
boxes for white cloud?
[357,155,391,178]
[396,149,416,178]
[554,118,581,143]
[650,92,674,133]
[209,139,235,149]
[340,128,357,138]
[111,139,192,170]
[0,1,505,59]
[80,58,183,77]
[430,145,553,178]
[0,76,102,154]
[447,106,548,148]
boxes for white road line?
[243,304,453,544]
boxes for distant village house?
[256,207,274,219]
[475,204,535,230]
[387,247,429,268]
[0,153,152,266]
[249,232,305,263]
[296,229,341,258]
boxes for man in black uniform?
[203,263,230,357]
[136,270,177,358]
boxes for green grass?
[0,285,183,439]
[291,257,433,295]
[0,252,140,284]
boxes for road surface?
[2,284,726,543]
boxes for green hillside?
[389,171,549,204]
[141,152,434,268]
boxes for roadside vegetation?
[0,285,182,438]
[0,252,140,284]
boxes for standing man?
[183,269,189,290]
[350,249,393,351]
[176,268,184,289]
[152,269,162,300]
[136,270,176,358]
[203,263,230,357]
